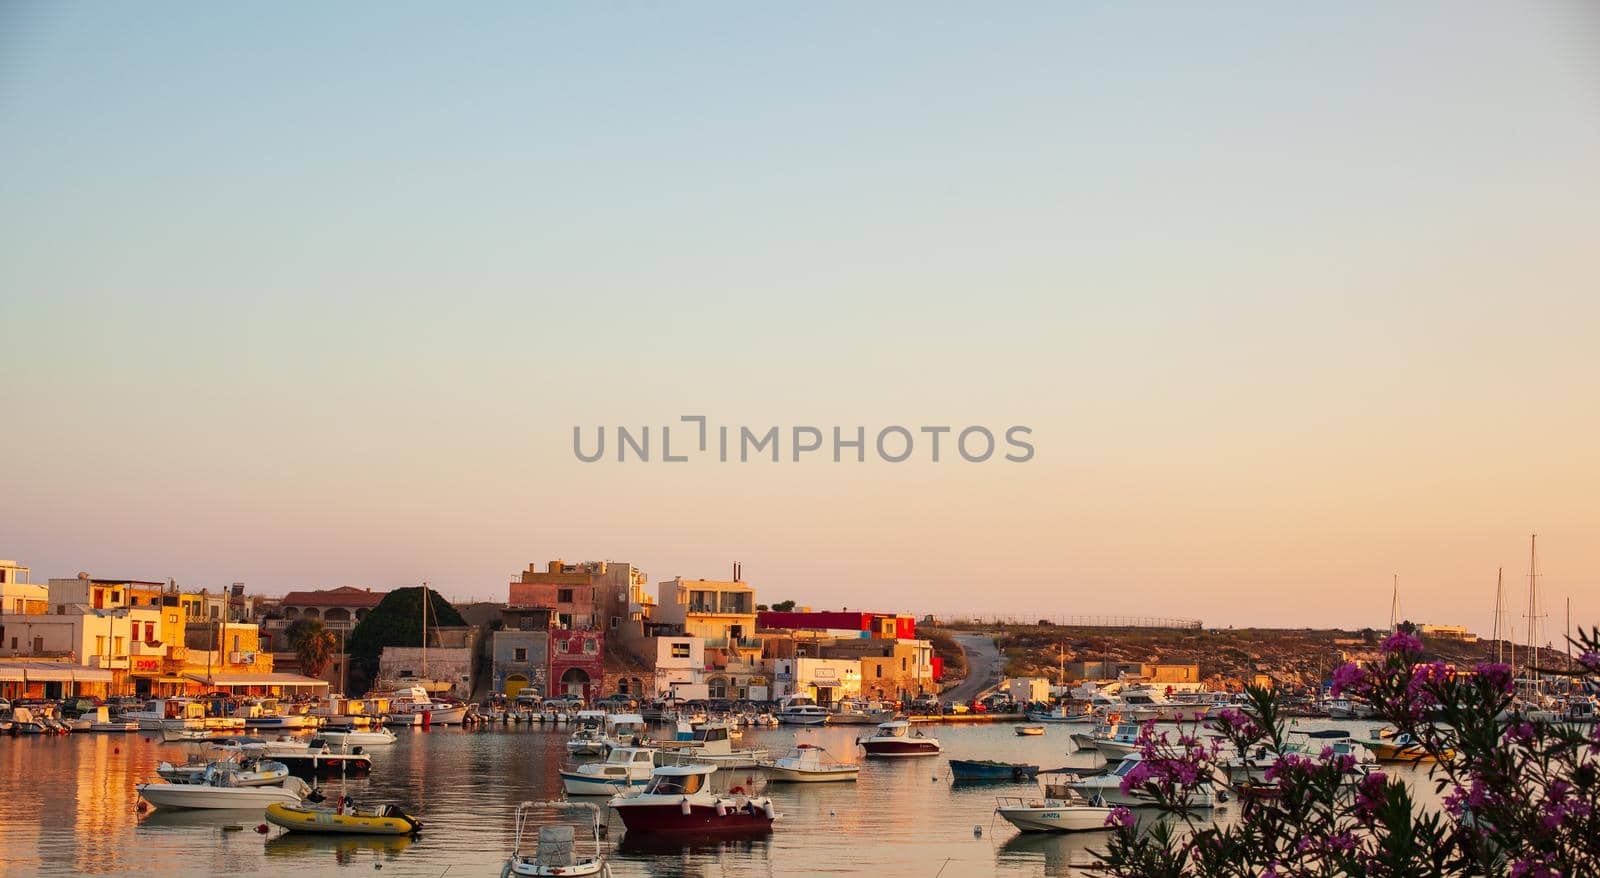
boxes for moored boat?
[759,744,859,783]
[774,695,830,726]
[608,764,777,835]
[995,775,1118,833]
[1069,753,1218,808]
[503,800,609,877]
[560,747,658,795]
[857,720,941,757]
[136,775,310,810]
[265,799,421,835]
[1015,725,1045,736]
[949,759,1040,782]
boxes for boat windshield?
[644,773,704,795]
[884,725,907,738]
[1113,759,1139,777]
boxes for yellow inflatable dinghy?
[265,801,422,835]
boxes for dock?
[906,713,1026,725]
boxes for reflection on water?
[0,719,1443,877]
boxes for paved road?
[942,633,1003,704]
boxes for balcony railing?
[703,637,763,650]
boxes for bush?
[1095,626,1600,877]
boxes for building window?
[583,638,597,654]
[556,639,568,654]
[145,622,155,642]
[168,614,178,624]
[670,643,691,658]
[557,589,574,603]
[96,635,105,656]
[513,647,528,662]
[610,616,619,630]
[902,658,907,672]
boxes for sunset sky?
[2,3,1596,635]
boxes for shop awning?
[71,668,114,683]
[183,673,329,689]
[0,666,25,682]
[24,666,76,682]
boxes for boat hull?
[136,783,303,810]
[278,755,373,780]
[264,803,419,835]
[506,855,606,877]
[613,802,775,834]
[860,740,941,757]
[560,771,651,796]
[997,805,1116,832]
[949,760,1039,781]
[763,766,859,783]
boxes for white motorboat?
[996,787,1118,833]
[608,764,777,834]
[382,687,469,726]
[857,720,941,757]
[826,698,896,726]
[137,774,311,810]
[560,746,657,795]
[124,698,209,731]
[1071,720,1143,759]
[1016,725,1046,736]
[320,727,397,748]
[759,744,859,783]
[1224,732,1376,785]
[655,722,768,768]
[503,800,609,877]
[82,706,139,732]
[1068,753,1218,808]
[774,695,830,726]
[157,757,291,787]
[1118,687,1211,723]
[1025,703,1098,724]
[566,726,607,756]
[601,713,648,750]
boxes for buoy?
[255,824,269,834]
[113,747,119,754]
[680,796,692,816]
[715,800,727,817]
[763,801,776,820]
[974,825,983,837]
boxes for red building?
[757,611,916,640]
[549,629,605,699]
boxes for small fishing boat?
[759,744,859,783]
[774,695,830,726]
[995,776,1117,833]
[136,775,311,810]
[560,747,658,795]
[949,759,1040,782]
[1015,725,1045,736]
[319,727,398,748]
[1069,753,1218,808]
[566,726,607,757]
[608,764,777,835]
[265,798,422,835]
[654,722,768,768]
[157,757,290,787]
[84,706,139,732]
[502,800,609,877]
[1359,729,1451,762]
[602,713,648,750]
[857,720,941,757]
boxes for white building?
[773,657,861,705]
[648,635,705,699]
[1007,677,1052,703]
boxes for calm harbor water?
[0,720,1439,878]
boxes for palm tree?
[285,617,338,679]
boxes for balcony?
[703,637,763,650]
[94,655,130,669]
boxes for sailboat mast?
[1492,568,1505,664]
[1526,535,1539,677]
[1389,574,1400,631]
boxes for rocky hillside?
[971,623,1507,693]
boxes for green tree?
[284,617,338,678]
[771,600,796,612]
[347,586,467,680]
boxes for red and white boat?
[608,764,778,834]
[856,719,941,757]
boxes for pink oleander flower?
[1380,630,1424,654]
[1330,662,1369,698]
[1474,662,1515,695]
[1579,651,1600,673]
[1104,805,1136,828]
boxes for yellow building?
[655,577,757,646]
